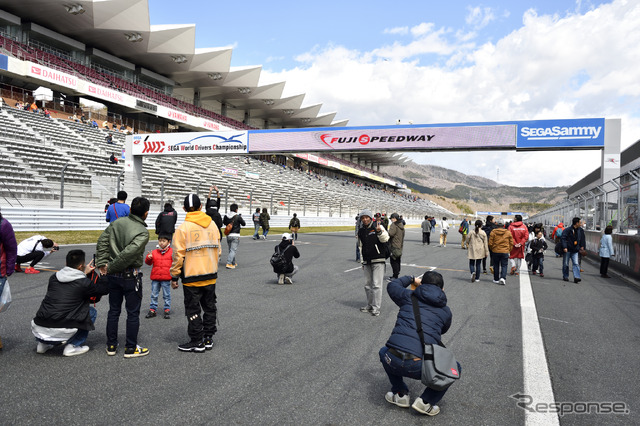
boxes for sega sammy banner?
[249,124,517,152]
[131,131,248,155]
[516,118,605,149]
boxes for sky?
[148,0,640,187]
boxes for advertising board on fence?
[131,132,248,155]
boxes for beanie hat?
[359,209,373,219]
[184,194,201,210]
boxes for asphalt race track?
[1,228,638,425]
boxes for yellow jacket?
[170,210,220,287]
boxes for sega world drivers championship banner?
[131,132,248,156]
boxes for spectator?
[155,202,178,237]
[357,209,390,317]
[80,115,87,125]
[72,113,79,122]
[355,214,362,262]
[0,207,18,350]
[388,213,405,280]
[31,250,108,357]
[105,191,129,223]
[109,153,119,164]
[379,271,458,416]
[288,213,301,241]
[273,233,300,284]
[551,222,565,243]
[488,221,513,285]
[459,217,469,249]
[260,208,271,240]
[561,217,586,283]
[91,120,98,128]
[467,220,489,283]
[222,203,246,269]
[103,120,109,129]
[529,231,548,277]
[439,217,450,247]
[30,102,38,113]
[508,215,528,275]
[171,194,220,352]
[15,236,59,274]
[252,208,261,240]
[144,234,173,320]
[205,186,223,231]
[106,134,115,145]
[104,198,117,213]
[96,196,151,358]
[421,215,432,245]
[599,225,614,278]
[481,216,498,274]
[43,109,51,119]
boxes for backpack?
[555,227,563,238]
[270,245,291,272]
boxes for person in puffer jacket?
[171,194,220,353]
[379,271,459,417]
[144,234,174,319]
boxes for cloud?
[260,0,640,187]
[465,6,497,29]
[383,26,408,35]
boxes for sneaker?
[470,274,475,283]
[106,344,118,356]
[371,310,380,317]
[278,274,285,285]
[539,273,544,277]
[15,264,23,273]
[124,345,149,358]
[284,276,293,284]
[178,340,205,353]
[226,264,236,269]
[499,278,506,285]
[475,279,480,282]
[360,306,372,313]
[204,336,214,350]
[36,342,55,354]
[563,277,569,281]
[574,278,582,284]
[63,344,89,357]
[163,309,171,319]
[412,397,440,416]
[532,271,537,275]
[483,270,488,274]
[510,267,516,275]
[601,274,610,278]
[145,309,156,318]
[25,267,40,274]
[492,280,500,284]
[385,392,410,408]
[490,266,494,274]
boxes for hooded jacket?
[385,276,452,357]
[0,215,17,278]
[358,221,390,264]
[508,221,529,259]
[467,229,489,260]
[171,210,220,286]
[96,214,150,273]
[552,223,565,240]
[155,206,178,235]
[488,227,514,254]
[33,267,109,330]
[273,240,300,273]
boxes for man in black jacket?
[481,215,498,274]
[273,233,300,284]
[205,186,223,234]
[562,217,586,283]
[155,202,178,237]
[31,250,108,357]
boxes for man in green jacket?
[96,196,150,358]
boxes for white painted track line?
[520,263,560,426]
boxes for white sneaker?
[36,342,55,354]
[492,280,500,284]
[385,391,410,408]
[278,274,285,285]
[63,344,89,357]
[411,397,440,416]
[475,279,480,282]
[360,306,372,313]
[284,276,293,284]
[499,278,506,285]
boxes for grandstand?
[0,1,453,219]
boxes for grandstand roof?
[0,0,346,128]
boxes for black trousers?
[390,255,402,278]
[600,257,610,275]
[422,232,430,244]
[16,251,45,267]
[183,284,217,341]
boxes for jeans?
[262,227,270,238]
[379,346,460,404]
[532,256,544,273]
[253,223,260,239]
[390,255,401,278]
[0,276,5,297]
[491,252,509,281]
[563,251,581,279]
[363,262,385,313]
[469,259,482,280]
[355,240,360,261]
[68,307,97,346]
[227,235,240,265]
[422,232,430,245]
[183,284,217,341]
[150,280,171,311]
[106,275,142,349]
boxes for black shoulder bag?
[411,293,460,391]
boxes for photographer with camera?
[15,235,59,274]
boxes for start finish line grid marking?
[519,263,560,426]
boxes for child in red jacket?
[144,234,173,319]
